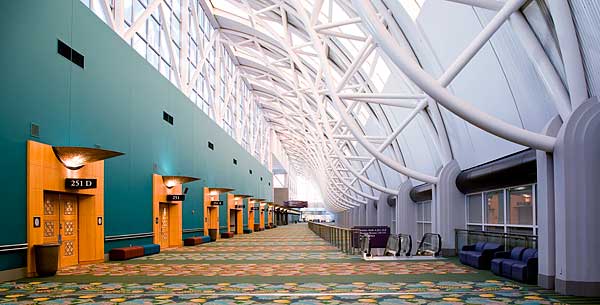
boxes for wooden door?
[229,210,236,233]
[42,193,60,245]
[42,192,79,268]
[60,194,78,267]
[236,210,243,234]
[159,203,170,248]
[209,207,218,229]
[260,210,265,228]
[248,210,254,230]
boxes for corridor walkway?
[0,224,596,304]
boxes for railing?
[455,229,537,254]
[416,233,442,257]
[308,221,358,254]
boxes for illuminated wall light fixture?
[52,146,124,170]
[162,176,200,189]
[207,188,235,200]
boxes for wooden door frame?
[152,174,183,249]
[27,140,104,276]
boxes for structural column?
[358,203,367,226]
[376,193,393,228]
[553,97,600,296]
[432,160,465,256]
[366,199,377,225]
[353,206,360,227]
[396,181,417,249]
[536,115,562,289]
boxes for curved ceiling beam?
[354,0,557,152]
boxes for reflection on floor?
[1,223,599,304]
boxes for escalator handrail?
[417,233,442,257]
[398,233,412,256]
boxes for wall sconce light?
[162,176,200,189]
[52,146,124,170]
[234,194,252,201]
[207,187,235,200]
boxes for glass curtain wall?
[466,185,537,235]
[80,0,272,167]
[416,200,432,238]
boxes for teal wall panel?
[0,0,272,271]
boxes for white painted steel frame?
[81,0,586,211]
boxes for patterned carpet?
[1,223,599,304]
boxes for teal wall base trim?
[0,267,26,282]
[105,232,154,241]
[104,237,154,252]
[182,228,203,233]
[183,228,205,239]
[0,243,28,253]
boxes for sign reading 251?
[65,178,97,189]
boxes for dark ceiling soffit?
[410,183,433,202]
[455,149,536,194]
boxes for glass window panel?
[133,34,146,58]
[151,5,160,21]
[172,0,181,17]
[171,14,181,46]
[133,0,144,22]
[467,194,482,223]
[138,18,147,39]
[160,59,170,79]
[423,201,431,222]
[508,186,534,225]
[190,38,197,65]
[484,226,505,233]
[416,204,424,222]
[485,191,504,224]
[147,47,159,69]
[468,225,482,231]
[170,69,178,86]
[148,17,160,50]
[508,227,534,235]
[125,0,133,24]
[172,42,180,65]
[424,223,432,234]
[160,31,171,63]
[522,0,566,84]
[91,0,107,22]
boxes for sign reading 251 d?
[65,178,97,189]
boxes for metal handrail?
[308,221,358,254]
[454,229,538,253]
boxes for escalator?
[360,232,443,260]
[415,233,442,257]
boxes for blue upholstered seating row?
[142,244,160,256]
[459,241,503,269]
[109,244,160,261]
[184,235,212,246]
[491,247,538,283]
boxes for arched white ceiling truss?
[208,0,588,210]
[86,0,588,211]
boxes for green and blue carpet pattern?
[1,223,599,304]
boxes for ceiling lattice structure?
[82,0,587,212]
